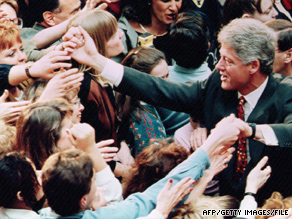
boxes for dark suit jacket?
[116,67,292,204]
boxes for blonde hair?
[68,10,118,86]
[171,195,238,219]
[0,119,16,154]
[0,21,21,51]
[256,192,292,219]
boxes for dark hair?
[122,140,189,198]
[277,28,292,52]
[116,47,166,124]
[0,152,39,208]
[28,0,60,23]
[15,99,72,169]
[121,0,188,25]
[42,149,94,216]
[265,19,292,32]
[221,0,274,26]
[167,11,209,69]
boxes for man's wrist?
[248,123,256,139]
[90,54,107,73]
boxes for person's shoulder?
[271,73,292,86]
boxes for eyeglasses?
[9,18,23,29]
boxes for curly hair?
[122,139,189,198]
[256,192,292,219]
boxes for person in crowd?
[67,9,134,176]
[265,20,292,77]
[0,152,44,219]
[159,11,211,141]
[116,0,188,63]
[116,47,168,156]
[122,140,189,198]
[20,0,81,41]
[15,99,123,204]
[222,0,278,26]
[0,20,73,97]
[14,98,77,170]
[39,114,242,219]
[64,18,292,204]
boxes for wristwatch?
[248,123,256,139]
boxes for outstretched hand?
[63,26,107,72]
[29,51,72,79]
[68,123,96,152]
[245,156,271,194]
[39,68,83,101]
[0,100,30,124]
[156,177,195,218]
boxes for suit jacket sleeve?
[116,66,211,117]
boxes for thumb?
[0,89,9,103]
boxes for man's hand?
[245,156,271,194]
[63,26,107,72]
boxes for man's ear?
[16,191,24,201]
[249,59,260,74]
[242,13,251,19]
[284,48,292,64]
[79,194,88,210]
[43,11,56,26]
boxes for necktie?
[235,96,247,181]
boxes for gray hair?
[218,18,276,75]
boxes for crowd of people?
[0,0,292,218]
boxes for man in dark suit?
[66,18,292,204]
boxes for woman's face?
[252,0,278,23]
[151,0,182,25]
[150,60,169,80]
[0,42,27,65]
[71,97,84,124]
[106,28,124,58]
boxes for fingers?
[97,2,108,10]
[0,89,9,103]
[255,156,269,170]
[98,146,119,153]
[96,139,115,148]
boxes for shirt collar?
[238,76,269,109]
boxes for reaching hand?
[156,177,195,218]
[39,68,83,101]
[29,51,72,79]
[96,139,118,162]
[189,127,207,151]
[63,26,105,69]
[0,100,30,124]
[208,146,235,177]
[245,156,271,194]
[68,123,96,152]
